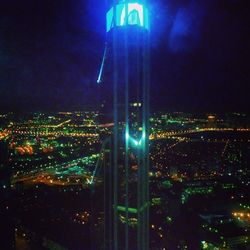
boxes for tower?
[98,1,150,249]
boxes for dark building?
[0,140,15,249]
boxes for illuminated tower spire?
[100,1,150,249]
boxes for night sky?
[0,0,249,113]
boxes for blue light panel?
[106,3,149,32]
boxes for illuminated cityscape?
[1,0,250,249]
[0,111,250,249]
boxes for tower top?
[106,2,149,32]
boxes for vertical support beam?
[104,1,150,249]
[124,1,129,250]
[112,2,118,249]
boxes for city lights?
[1,111,250,249]
[0,0,248,249]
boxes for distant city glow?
[2,110,250,249]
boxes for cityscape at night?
[0,0,250,249]
[1,112,250,249]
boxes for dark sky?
[0,0,249,113]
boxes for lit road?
[10,130,99,138]
[12,154,100,187]
[149,128,250,140]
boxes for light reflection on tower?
[99,1,150,249]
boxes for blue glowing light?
[125,130,130,141]
[120,3,143,27]
[132,138,139,146]
[97,43,108,84]
[125,129,146,148]
[106,3,149,32]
